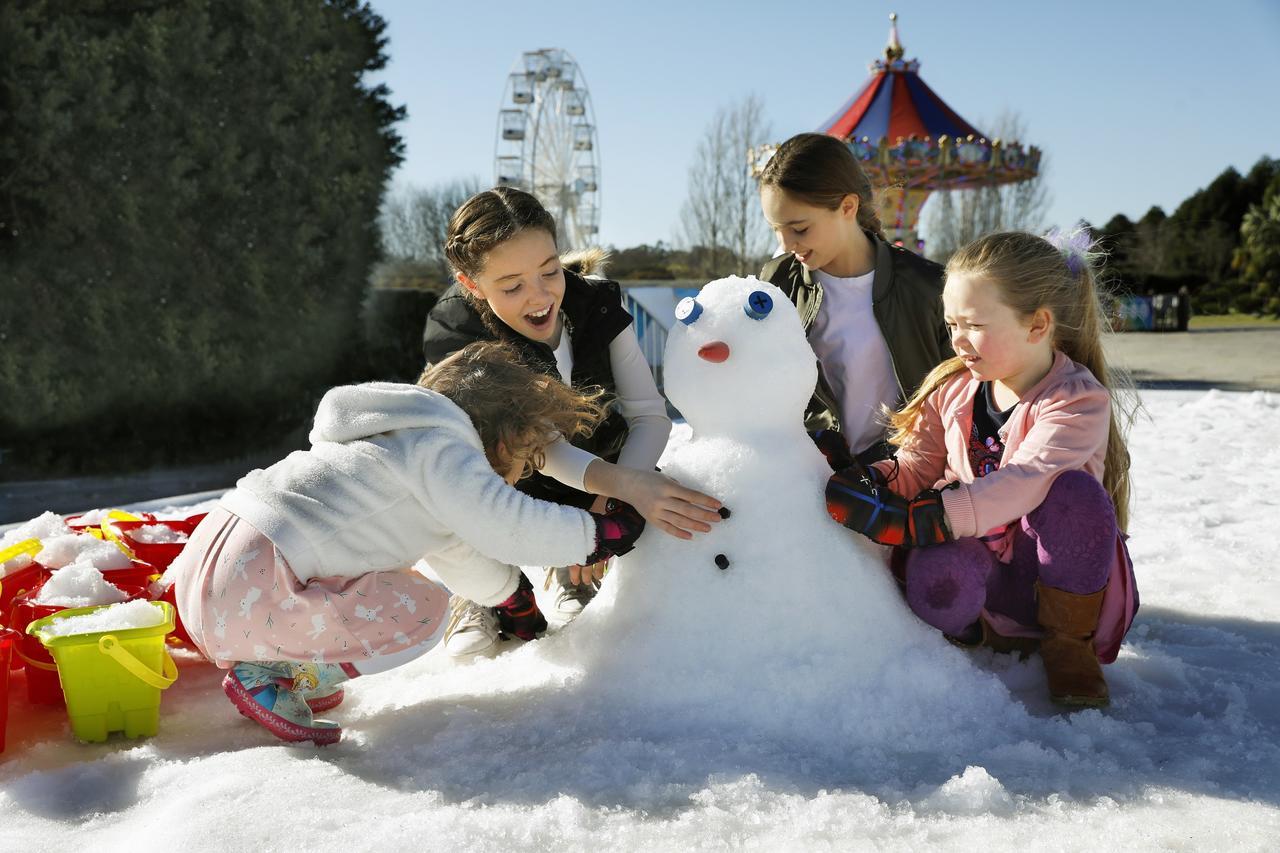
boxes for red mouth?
[698,341,730,363]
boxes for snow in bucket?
[33,563,131,609]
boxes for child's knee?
[904,540,993,631]
[1020,471,1115,594]
[1035,470,1113,524]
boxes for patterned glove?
[826,463,953,548]
[810,429,855,471]
[493,573,547,641]
[584,498,646,564]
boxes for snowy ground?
[2,389,1278,852]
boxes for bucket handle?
[98,635,179,690]
[14,646,58,671]
[0,538,42,566]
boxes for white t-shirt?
[808,269,899,454]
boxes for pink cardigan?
[872,350,1137,662]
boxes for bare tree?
[924,110,1051,261]
[380,177,482,280]
[678,95,773,277]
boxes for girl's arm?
[536,327,720,538]
[421,539,523,607]
[538,326,670,491]
[606,325,673,471]
[940,382,1111,537]
[871,389,949,498]
[415,438,598,569]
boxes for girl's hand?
[613,467,723,540]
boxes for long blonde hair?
[888,230,1137,531]
[418,341,607,481]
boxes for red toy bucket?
[2,556,51,671]
[101,560,164,590]
[0,627,19,752]
[106,516,204,572]
[10,583,150,706]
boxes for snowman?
[568,276,1012,741]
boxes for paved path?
[1103,326,1280,392]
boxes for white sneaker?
[443,596,501,659]
[544,565,598,623]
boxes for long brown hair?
[887,230,1137,531]
[418,341,607,480]
[758,132,885,239]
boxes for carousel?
[753,13,1042,250]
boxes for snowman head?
[663,276,817,436]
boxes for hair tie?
[1044,226,1093,278]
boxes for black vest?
[422,270,635,509]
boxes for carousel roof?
[818,50,983,144]
[809,14,1039,192]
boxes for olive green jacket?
[760,235,952,456]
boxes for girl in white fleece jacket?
[166,343,672,745]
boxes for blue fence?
[622,292,669,389]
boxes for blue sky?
[367,0,1280,248]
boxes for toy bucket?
[102,560,164,590]
[28,601,178,743]
[0,627,19,752]
[1,539,50,634]
[104,515,204,572]
[10,583,150,706]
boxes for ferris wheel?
[494,48,600,250]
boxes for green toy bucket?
[28,601,178,743]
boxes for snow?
[0,512,132,575]
[127,524,188,545]
[34,600,167,637]
[2,381,1279,848]
[32,563,129,608]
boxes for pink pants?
[172,508,449,672]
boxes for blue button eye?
[675,297,703,325]
[744,290,774,320]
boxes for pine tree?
[0,0,404,475]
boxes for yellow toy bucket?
[27,601,178,743]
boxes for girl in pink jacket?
[826,230,1139,709]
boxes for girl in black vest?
[757,133,953,466]
[423,187,722,658]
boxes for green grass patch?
[1190,314,1280,329]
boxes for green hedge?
[0,0,404,478]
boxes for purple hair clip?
[1044,226,1093,277]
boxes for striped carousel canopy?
[818,39,983,144]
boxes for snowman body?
[576,277,952,715]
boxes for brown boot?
[1036,582,1109,708]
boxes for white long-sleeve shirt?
[540,323,671,490]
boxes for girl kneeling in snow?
[825,230,1140,708]
[164,342,650,744]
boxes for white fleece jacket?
[219,383,597,606]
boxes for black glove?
[584,498,646,564]
[826,463,953,548]
[810,429,855,471]
[493,573,547,641]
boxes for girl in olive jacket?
[758,132,953,465]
